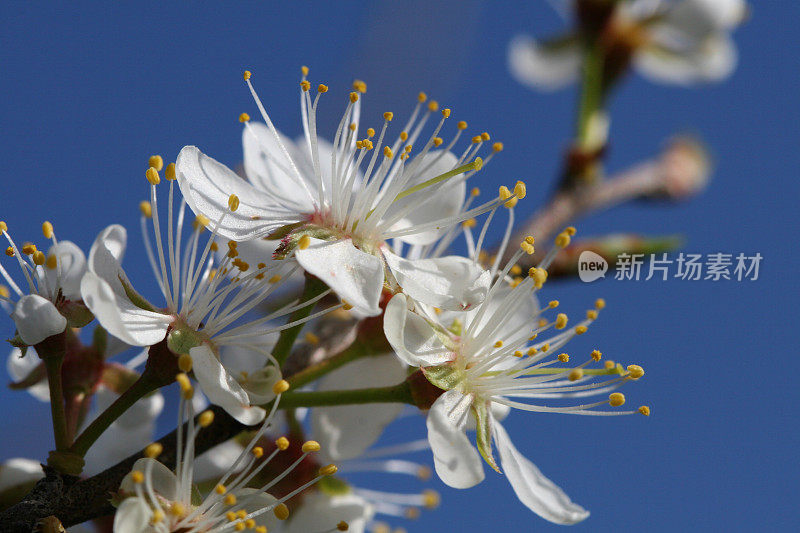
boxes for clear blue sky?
[1,1,797,531]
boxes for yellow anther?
[604,360,616,370]
[144,442,163,458]
[575,325,588,335]
[5,247,14,257]
[480,132,490,141]
[523,236,534,245]
[349,91,359,103]
[131,471,144,484]
[558,353,569,362]
[383,146,393,159]
[383,111,393,121]
[513,350,523,358]
[300,80,311,92]
[569,368,584,381]
[555,313,568,329]
[139,201,152,218]
[297,235,311,250]
[509,276,523,288]
[442,108,451,118]
[349,123,357,131]
[548,300,559,309]
[455,121,468,132]
[0,222,6,232]
[301,65,309,76]
[400,131,408,141]
[236,510,247,519]
[427,100,439,112]
[609,392,626,407]
[627,364,645,379]
[529,267,547,288]
[272,379,290,395]
[363,139,373,150]
[305,332,320,345]
[169,502,186,517]
[356,140,364,149]
[276,436,290,450]
[417,465,432,480]
[432,137,443,147]
[423,489,440,509]
[274,503,290,521]
[234,522,245,531]
[405,507,421,520]
[165,162,176,181]
[244,70,252,80]
[367,127,375,137]
[245,519,256,529]
[554,232,571,248]
[215,484,227,494]
[210,242,219,252]
[520,242,534,255]
[353,79,367,93]
[151,509,165,524]
[472,156,483,170]
[146,166,160,185]
[252,446,264,458]
[199,410,215,428]
[176,372,192,393]
[228,194,240,212]
[527,347,538,356]
[224,494,237,506]
[471,135,481,144]
[337,521,349,531]
[470,187,480,197]
[587,310,598,320]
[22,243,37,255]
[256,526,268,533]
[148,155,164,172]
[319,463,338,476]
[494,340,504,348]
[0,285,8,298]
[268,274,282,284]
[565,226,577,236]
[302,441,321,453]
[639,406,651,416]
[193,214,210,231]
[177,354,193,372]
[492,142,504,152]
[226,511,237,522]
[317,84,328,93]
[591,350,602,361]
[42,221,54,239]
[539,321,548,331]
[595,298,606,310]
[513,181,527,200]
[499,185,517,208]
[417,92,427,103]
[341,300,353,310]
[507,264,521,276]
[32,251,45,266]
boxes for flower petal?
[176,145,296,241]
[508,35,581,91]
[294,238,383,316]
[286,492,374,533]
[311,354,406,461]
[192,439,245,482]
[637,34,737,85]
[6,347,50,402]
[492,419,590,524]
[119,457,179,501]
[426,389,484,489]
[0,458,43,491]
[113,497,153,533]
[11,294,67,345]
[189,344,266,426]
[43,241,86,300]
[80,272,171,347]
[384,294,452,367]
[384,250,490,311]
[83,420,156,476]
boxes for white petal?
[311,354,406,461]
[0,458,43,491]
[12,294,67,345]
[93,387,164,430]
[83,420,156,476]
[113,497,154,533]
[637,34,737,85]
[192,439,245,482]
[508,35,581,91]
[463,285,539,353]
[384,250,490,311]
[6,347,50,401]
[286,492,374,533]
[119,458,179,501]
[189,345,266,425]
[383,294,452,367]
[176,145,295,241]
[80,272,171,347]
[385,151,465,246]
[44,241,86,300]
[426,389,484,489]
[90,224,127,264]
[294,238,383,316]
[493,419,590,524]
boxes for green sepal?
[422,363,462,391]
[118,275,158,312]
[7,333,28,357]
[472,400,500,473]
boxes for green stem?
[576,40,606,148]
[276,381,413,410]
[70,375,160,457]
[43,357,69,451]
[287,340,376,389]
[272,275,329,368]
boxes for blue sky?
[1,1,797,531]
